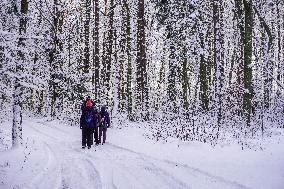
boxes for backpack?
[100,116,107,128]
[84,108,94,127]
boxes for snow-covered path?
[0,119,284,189]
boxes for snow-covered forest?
[1,0,284,146]
[1,0,284,189]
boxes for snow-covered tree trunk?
[136,0,148,120]
[124,0,133,119]
[243,0,253,126]
[199,26,209,111]
[101,0,114,106]
[181,47,189,111]
[12,80,23,147]
[167,26,177,113]
[93,0,100,100]
[12,0,28,147]
[84,0,91,74]
[213,0,224,129]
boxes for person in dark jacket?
[98,106,110,145]
[81,96,97,145]
[80,100,96,149]
[93,108,101,145]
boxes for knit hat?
[86,100,93,107]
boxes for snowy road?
[1,119,283,189]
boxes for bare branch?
[253,5,273,51]
[31,0,55,31]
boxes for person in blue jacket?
[98,106,110,145]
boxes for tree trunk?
[124,1,133,119]
[12,80,23,147]
[199,29,209,111]
[243,0,253,125]
[181,47,189,111]
[234,0,245,116]
[118,1,130,112]
[213,0,224,129]
[136,0,148,119]
[167,26,177,113]
[84,0,91,73]
[93,0,100,100]
[104,0,114,106]
[276,3,281,90]
[253,5,273,110]
[49,0,64,118]
[13,0,29,147]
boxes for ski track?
[21,120,251,189]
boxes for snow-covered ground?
[0,118,284,189]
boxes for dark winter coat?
[99,106,110,128]
[93,108,101,128]
[80,107,97,129]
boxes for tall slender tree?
[93,0,100,100]
[136,0,148,119]
[12,0,29,147]
[123,0,133,119]
[213,0,224,128]
[84,0,91,74]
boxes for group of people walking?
[80,96,110,149]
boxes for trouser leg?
[82,128,87,147]
[99,127,103,143]
[87,128,92,147]
[90,130,94,145]
[103,128,107,143]
[94,127,98,144]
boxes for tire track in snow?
[160,159,250,189]
[60,157,102,189]
[33,120,77,138]
[72,146,117,189]
[27,120,75,143]
[101,146,148,189]
[26,122,58,141]
[73,145,141,189]
[106,143,250,189]
[22,141,62,189]
[24,120,250,189]
[25,122,102,189]
[96,144,189,189]
[61,147,103,189]
[84,157,103,189]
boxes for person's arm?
[93,109,97,127]
[81,101,86,111]
[80,113,83,129]
[106,112,110,127]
